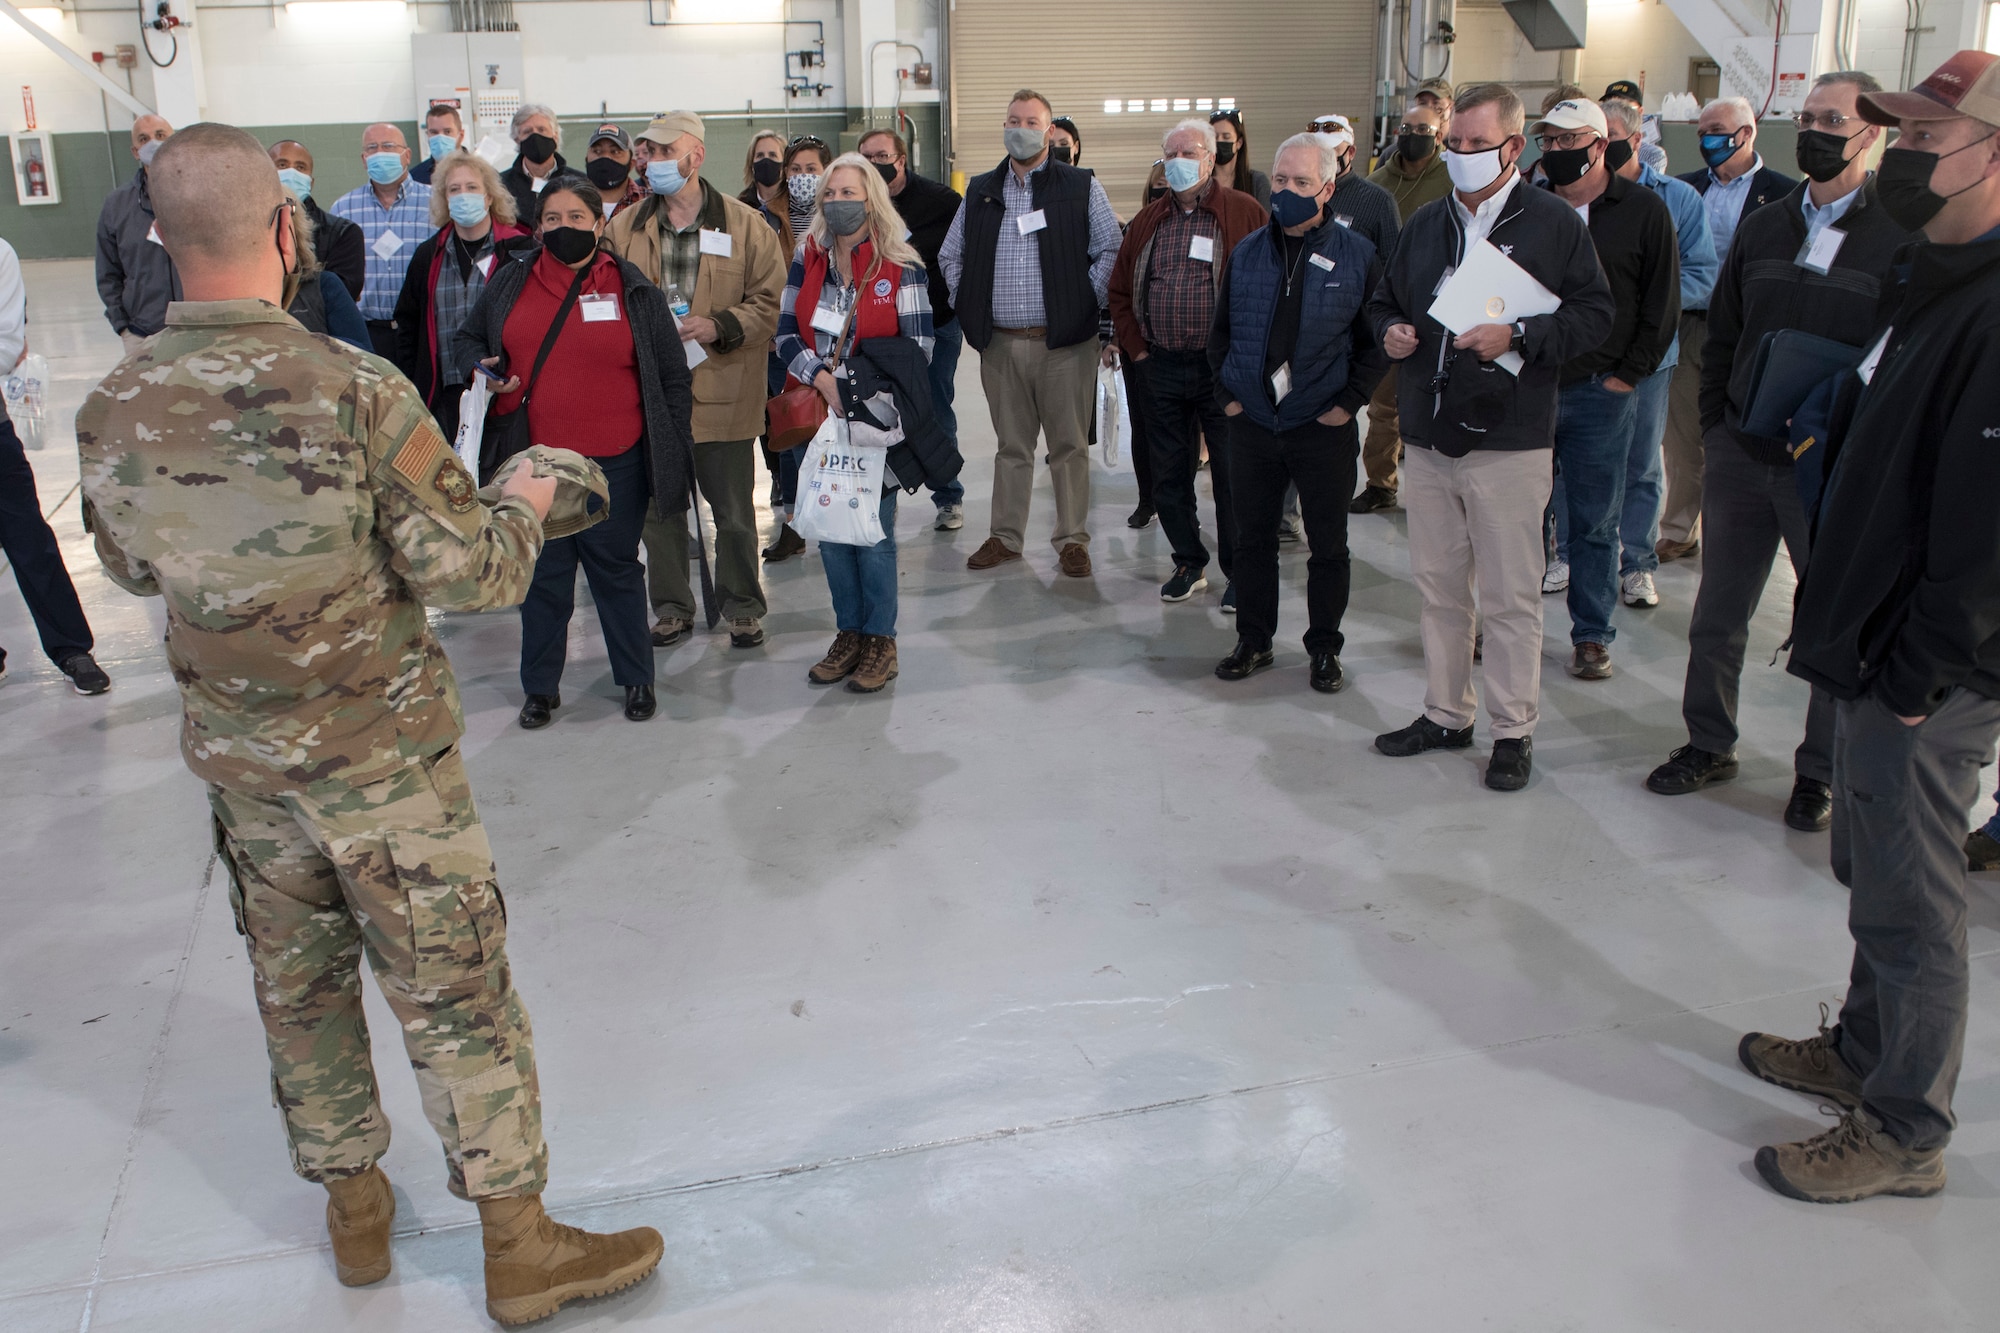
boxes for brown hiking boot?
[808,630,864,684]
[1754,1108,1944,1203]
[847,635,899,693]
[1655,536,1699,562]
[479,1194,664,1326]
[1737,1002,1863,1109]
[966,537,1021,571]
[1058,543,1092,577]
[325,1166,395,1287]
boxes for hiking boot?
[1656,536,1700,562]
[1058,543,1093,578]
[1126,503,1156,530]
[1738,1002,1863,1110]
[325,1166,395,1287]
[1214,639,1274,681]
[1621,570,1659,606]
[847,635,899,693]
[1785,777,1834,832]
[1646,744,1739,795]
[808,630,864,684]
[1161,564,1208,603]
[58,652,111,696]
[934,504,964,531]
[1348,484,1397,514]
[1541,561,1570,594]
[651,617,690,648]
[1754,1108,1944,1204]
[728,618,766,648]
[1375,715,1476,757]
[1968,827,2000,871]
[1567,642,1612,680]
[967,537,1022,570]
[761,523,806,563]
[479,1194,664,1326]
[1485,736,1533,791]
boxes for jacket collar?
[164,298,298,327]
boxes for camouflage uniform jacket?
[76,299,544,796]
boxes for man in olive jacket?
[606,111,785,648]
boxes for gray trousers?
[642,437,767,624]
[1831,687,2000,1152]
[1681,430,1833,781]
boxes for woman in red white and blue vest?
[775,153,934,694]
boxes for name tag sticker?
[699,228,733,258]
[1797,227,1846,274]
[579,293,619,323]
[1857,326,1892,385]
[371,229,404,260]
[1270,363,1292,404]
[1309,252,1336,271]
[475,254,495,279]
[1190,234,1215,262]
[530,176,548,194]
[1334,213,1354,229]
[146,221,164,246]
[810,302,848,336]
[1017,209,1048,235]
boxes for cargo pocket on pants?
[383,822,505,988]
[449,1060,536,1197]
[211,813,248,938]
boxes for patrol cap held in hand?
[480,446,611,539]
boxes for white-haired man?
[499,103,584,223]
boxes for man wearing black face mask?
[499,105,585,224]
[1646,70,1903,831]
[1745,47,2000,1207]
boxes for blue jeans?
[926,318,964,509]
[821,489,899,637]
[1550,362,1671,577]
[1549,375,1639,646]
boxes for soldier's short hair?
[151,122,286,265]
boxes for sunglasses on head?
[788,134,829,151]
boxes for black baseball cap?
[1602,79,1643,103]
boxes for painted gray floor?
[6,258,2000,1332]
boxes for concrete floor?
[5,257,2000,1333]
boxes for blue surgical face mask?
[428,133,458,162]
[1162,156,1203,193]
[365,151,405,185]
[448,192,489,227]
[276,167,312,201]
[1699,131,1742,171]
[646,157,688,197]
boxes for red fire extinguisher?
[25,154,48,197]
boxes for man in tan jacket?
[607,111,785,647]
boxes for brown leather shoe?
[1655,536,1700,562]
[480,1194,664,1326]
[847,635,900,692]
[1058,543,1092,578]
[966,537,1022,570]
[761,522,807,563]
[325,1166,395,1287]
[808,630,864,684]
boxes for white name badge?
[698,228,733,258]
[1857,326,1892,385]
[810,301,848,336]
[1309,252,1336,272]
[1270,362,1292,404]
[1797,226,1846,275]
[603,202,617,219]
[1189,234,1215,263]
[1016,209,1048,235]
[579,293,620,323]
[371,229,404,260]
[146,221,164,247]
[476,254,496,279]
[530,176,549,194]
[1333,213,1354,229]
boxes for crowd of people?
[3,44,1999,1322]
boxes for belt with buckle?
[994,325,1048,338]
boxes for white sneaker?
[1541,561,1570,595]
[934,505,964,531]
[1622,570,1659,607]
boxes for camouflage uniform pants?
[208,747,547,1199]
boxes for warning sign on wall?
[1777,72,1807,100]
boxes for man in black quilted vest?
[939,88,1122,578]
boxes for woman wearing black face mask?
[1048,117,1083,167]
[1208,109,1270,208]
[457,180,695,728]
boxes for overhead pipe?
[0,0,155,118]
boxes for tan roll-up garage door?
[950,0,1381,217]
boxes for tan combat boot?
[324,1166,395,1287]
[478,1194,664,1325]
[808,629,864,684]
[846,635,899,693]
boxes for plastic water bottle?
[666,283,691,320]
[2,352,47,450]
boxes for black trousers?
[1122,357,1155,510]
[1228,413,1358,655]
[1138,347,1234,577]
[0,414,93,665]
[519,444,654,694]
[365,319,397,360]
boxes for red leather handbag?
[765,288,858,450]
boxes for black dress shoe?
[1309,651,1345,694]
[624,684,657,721]
[518,693,559,730]
[1214,639,1275,681]
[1646,744,1740,795]
[1374,715,1475,757]
[1785,776,1833,832]
[1485,736,1533,791]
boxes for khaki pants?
[208,747,546,1200]
[119,330,147,357]
[979,334,1096,552]
[642,437,767,624]
[1360,367,1403,492]
[1403,445,1553,741]
[1658,311,1706,546]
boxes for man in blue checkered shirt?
[329,123,433,353]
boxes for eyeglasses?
[1396,123,1438,136]
[1794,110,1856,132]
[1534,129,1599,151]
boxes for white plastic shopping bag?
[1095,360,1130,467]
[455,373,492,475]
[792,416,888,547]
[3,352,49,450]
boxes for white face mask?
[1444,145,1509,194]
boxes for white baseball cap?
[1530,99,1608,139]
[1308,112,1355,151]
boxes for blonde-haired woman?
[391,149,534,441]
[775,152,944,693]
[279,191,372,351]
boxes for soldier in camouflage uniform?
[74,122,663,1326]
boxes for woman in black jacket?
[457,179,695,728]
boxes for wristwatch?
[1509,321,1528,353]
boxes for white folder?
[1427,239,1561,376]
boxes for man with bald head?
[94,113,180,353]
[74,121,664,1321]
[328,121,432,352]
[267,139,364,300]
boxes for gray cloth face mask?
[822,200,869,237]
[1004,127,1046,162]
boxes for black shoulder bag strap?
[481,262,591,481]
